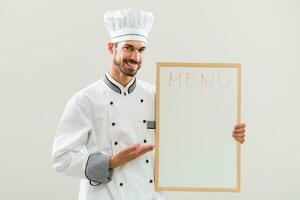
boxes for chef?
[51,8,246,200]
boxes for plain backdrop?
[1,0,300,199]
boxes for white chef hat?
[104,8,154,43]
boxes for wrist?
[109,156,116,169]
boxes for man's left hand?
[232,123,246,144]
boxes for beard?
[113,57,142,77]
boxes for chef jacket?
[52,72,163,200]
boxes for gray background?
[1,0,300,199]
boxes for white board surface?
[155,63,241,192]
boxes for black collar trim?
[128,78,136,94]
[103,73,137,95]
[103,74,122,94]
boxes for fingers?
[233,133,245,138]
[233,123,246,135]
[236,138,245,144]
[232,133,245,143]
[235,123,246,129]
[120,144,154,160]
[110,144,154,168]
[233,123,246,144]
[137,144,155,155]
[121,144,141,154]
[131,144,154,157]
[233,128,245,133]
[232,133,245,144]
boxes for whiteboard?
[155,63,241,192]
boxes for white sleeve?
[51,94,93,178]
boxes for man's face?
[112,40,146,77]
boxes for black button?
[143,120,146,123]
[144,139,147,143]
[146,159,149,163]
[110,101,113,105]
[149,179,153,183]
[114,141,118,145]
[112,122,116,126]
[120,182,123,186]
[140,99,144,103]
[124,92,127,96]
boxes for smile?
[125,61,139,68]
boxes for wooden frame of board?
[155,62,241,192]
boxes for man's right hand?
[109,144,155,169]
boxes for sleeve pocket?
[146,121,156,129]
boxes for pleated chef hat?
[104,8,154,43]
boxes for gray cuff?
[85,153,113,186]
